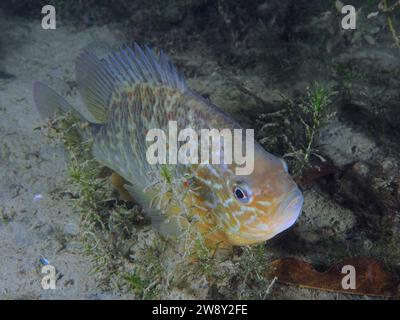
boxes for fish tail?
[33,82,88,122]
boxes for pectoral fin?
[111,172,134,202]
[123,183,181,237]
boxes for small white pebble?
[367,11,379,19]
[33,194,43,202]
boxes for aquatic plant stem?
[382,0,400,49]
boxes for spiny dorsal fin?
[75,43,187,124]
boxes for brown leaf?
[270,257,398,298]
[298,161,339,188]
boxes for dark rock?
[0,70,15,79]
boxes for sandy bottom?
[0,16,129,299]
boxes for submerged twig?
[380,0,400,49]
[230,77,275,110]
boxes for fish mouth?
[273,188,303,234]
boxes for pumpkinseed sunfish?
[33,43,303,247]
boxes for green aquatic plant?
[234,244,274,299]
[284,83,336,174]
[146,165,191,213]
[68,159,107,211]
[42,113,197,297]
[257,82,336,177]
[41,106,285,299]
[124,237,168,299]
[299,83,335,163]
[41,113,131,289]
[380,0,400,49]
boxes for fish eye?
[233,185,251,204]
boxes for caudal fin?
[33,81,94,122]
[33,82,74,119]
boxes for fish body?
[33,44,303,247]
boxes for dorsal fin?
[75,43,187,124]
